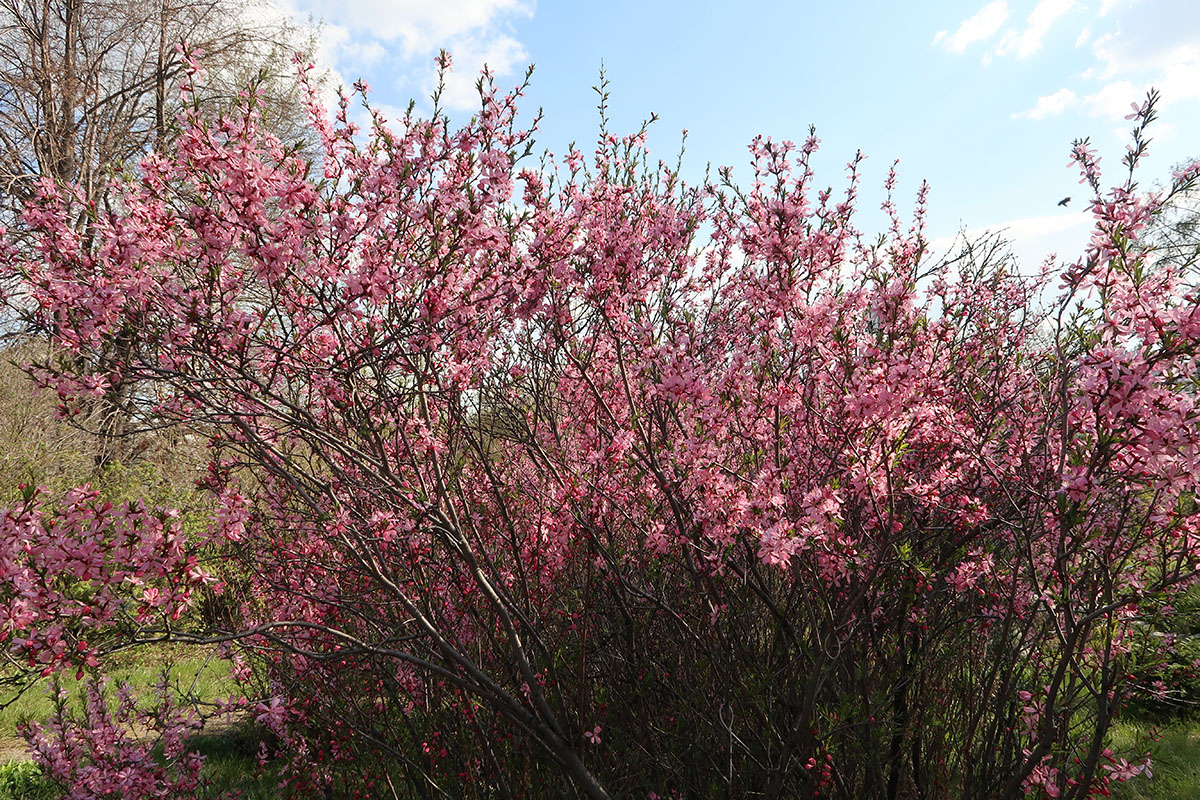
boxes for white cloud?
[1157,59,1200,102]
[1079,61,1200,121]
[435,33,529,110]
[280,0,535,110]
[313,22,349,69]
[1089,0,1200,77]
[284,0,532,56]
[929,210,1093,276]
[994,0,1075,59]
[349,41,388,68]
[1150,120,1177,141]
[1015,87,1078,119]
[999,1,1200,126]
[1074,1,1200,128]
[933,1,1009,53]
[1083,79,1141,118]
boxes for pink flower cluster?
[0,487,215,677]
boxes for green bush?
[0,762,55,800]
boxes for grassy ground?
[1108,717,1200,800]
[0,731,279,800]
[0,646,232,745]
[0,646,280,799]
[174,725,281,800]
[0,654,1195,800]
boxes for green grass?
[0,726,280,800]
[1108,717,1200,800]
[5,645,1191,800]
[0,762,55,800]
[0,645,279,800]
[0,646,236,745]
[185,724,281,800]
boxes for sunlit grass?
[0,645,279,800]
[0,761,55,800]
[1107,717,1200,800]
[0,645,236,742]
[0,726,281,800]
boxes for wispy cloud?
[1079,0,1200,121]
[993,0,1075,59]
[435,33,530,110]
[282,0,535,110]
[1089,1,1200,78]
[929,210,1092,275]
[1014,88,1078,119]
[1003,0,1200,123]
[1083,79,1141,119]
[286,0,531,56]
[1080,64,1200,121]
[933,1,1009,53]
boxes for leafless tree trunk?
[0,0,314,225]
[0,0,317,467]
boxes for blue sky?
[274,0,1200,272]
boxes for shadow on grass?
[186,722,281,800]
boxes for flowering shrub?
[0,484,219,799]
[22,677,207,800]
[3,53,1200,798]
[0,485,214,680]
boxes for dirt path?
[0,735,28,763]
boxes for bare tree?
[0,0,314,226]
[1147,158,1200,276]
[0,0,317,469]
